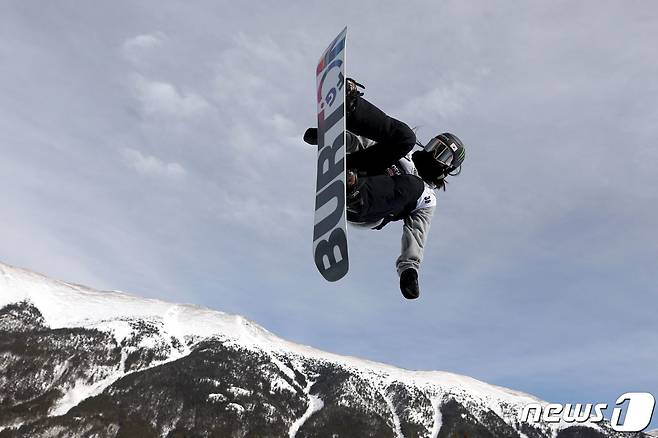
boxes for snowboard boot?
[400,268,420,299]
[304,127,318,145]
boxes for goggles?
[424,137,458,168]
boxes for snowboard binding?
[346,77,365,115]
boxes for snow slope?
[0,261,604,436]
[0,263,529,395]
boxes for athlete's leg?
[346,97,416,174]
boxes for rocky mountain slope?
[0,262,649,437]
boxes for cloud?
[133,76,210,117]
[124,33,164,50]
[201,33,312,233]
[121,148,186,179]
[402,81,475,121]
[122,32,166,62]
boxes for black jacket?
[347,173,425,224]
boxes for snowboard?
[312,27,349,282]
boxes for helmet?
[412,132,466,186]
[425,133,465,172]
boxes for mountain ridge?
[0,261,647,437]
[0,261,541,400]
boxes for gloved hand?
[400,268,420,299]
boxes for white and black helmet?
[425,133,466,173]
[413,132,466,186]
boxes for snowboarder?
[305,79,466,299]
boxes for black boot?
[400,268,420,299]
[303,128,318,145]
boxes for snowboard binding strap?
[346,77,365,115]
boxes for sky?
[1,0,657,429]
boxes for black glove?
[400,268,420,299]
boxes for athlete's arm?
[396,205,435,275]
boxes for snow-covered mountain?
[0,262,649,437]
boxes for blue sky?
[1,0,657,429]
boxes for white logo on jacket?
[414,185,436,211]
